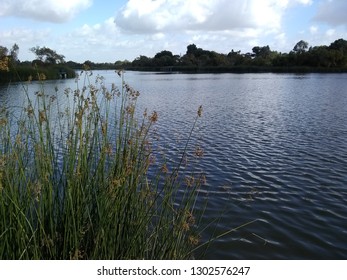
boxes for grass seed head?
[194,146,204,157]
[149,111,158,123]
[197,105,203,117]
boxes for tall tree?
[186,44,198,55]
[30,46,65,64]
[154,50,173,59]
[329,39,347,52]
[10,43,19,62]
[293,40,309,54]
[252,45,271,58]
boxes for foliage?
[0,70,206,259]
[0,46,10,72]
[10,44,19,63]
[0,64,75,83]
[1,38,347,77]
[293,40,309,54]
[123,38,347,72]
[30,46,65,65]
[252,45,272,58]
[0,44,75,83]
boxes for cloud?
[0,0,92,23]
[0,27,54,61]
[71,17,120,44]
[325,28,335,37]
[116,0,274,33]
[314,0,347,26]
[295,0,313,5]
[0,27,51,45]
[110,0,319,57]
[60,17,152,61]
[309,25,318,34]
[115,0,291,34]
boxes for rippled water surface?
[1,71,347,259]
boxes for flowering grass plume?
[0,70,206,260]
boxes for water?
[1,71,347,259]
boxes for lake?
[1,71,347,259]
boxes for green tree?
[30,46,65,64]
[208,51,228,66]
[153,50,176,66]
[115,60,130,68]
[329,38,347,52]
[251,45,273,66]
[154,50,173,59]
[186,44,198,55]
[132,55,152,67]
[0,46,8,58]
[329,39,347,66]
[293,40,309,54]
[10,43,19,62]
[227,50,244,66]
[252,46,271,58]
[309,46,330,67]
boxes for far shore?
[120,65,347,74]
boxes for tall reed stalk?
[0,70,205,259]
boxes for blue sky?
[1,0,346,63]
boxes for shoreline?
[121,65,347,74]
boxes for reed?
[0,70,205,259]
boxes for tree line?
[1,38,347,83]
[122,38,347,72]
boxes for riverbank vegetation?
[122,38,347,73]
[62,38,347,73]
[1,38,347,81]
[0,70,207,259]
[70,38,347,73]
[0,45,75,83]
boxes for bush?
[0,64,76,83]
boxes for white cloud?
[116,0,314,35]
[59,17,160,62]
[0,0,92,22]
[310,26,318,34]
[112,0,317,56]
[56,17,119,60]
[294,25,346,52]
[0,27,53,61]
[0,0,329,63]
[115,0,295,34]
[295,0,313,5]
[1,27,51,44]
[326,28,335,37]
[70,17,120,45]
[314,0,347,26]
[273,32,288,50]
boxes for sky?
[1,0,347,63]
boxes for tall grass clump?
[0,70,206,259]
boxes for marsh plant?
[0,70,206,259]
